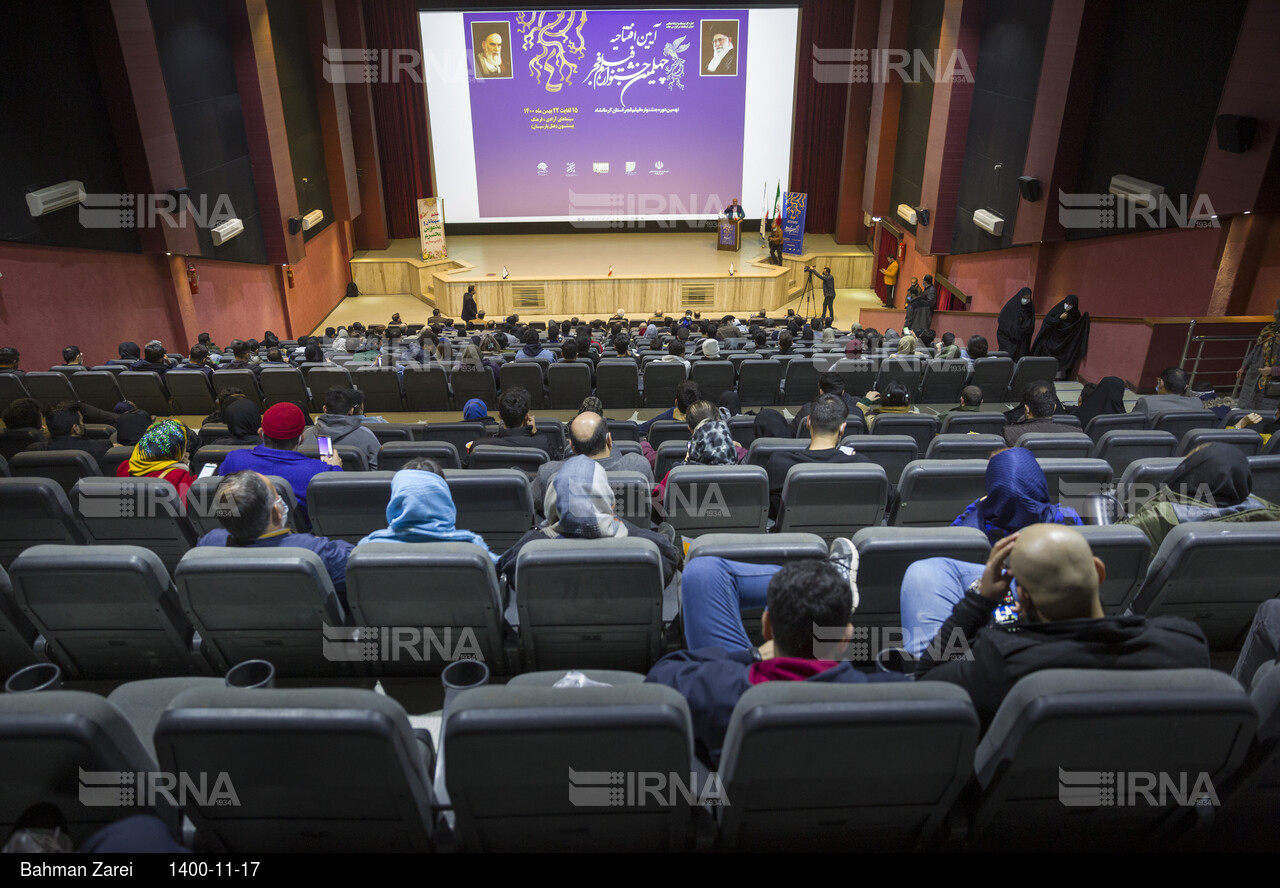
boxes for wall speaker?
[1215,114,1256,153]
[1017,176,1043,202]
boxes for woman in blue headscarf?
[358,468,498,562]
[899,448,1081,654]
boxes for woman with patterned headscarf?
[115,418,196,496]
[1238,299,1280,413]
[654,400,740,504]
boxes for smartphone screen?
[317,436,334,457]
[197,462,217,479]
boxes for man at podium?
[722,199,745,220]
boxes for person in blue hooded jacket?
[898,447,1081,655]
[357,460,498,561]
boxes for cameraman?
[806,265,836,324]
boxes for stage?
[347,231,874,322]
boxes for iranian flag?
[773,182,782,230]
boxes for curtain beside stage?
[789,0,857,236]
[364,0,434,241]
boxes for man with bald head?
[530,409,653,511]
[916,525,1209,728]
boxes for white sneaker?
[828,537,860,612]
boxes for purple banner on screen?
[464,10,748,219]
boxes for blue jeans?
[681,557,781,651]
[899,557,985,655]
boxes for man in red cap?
[218,402,342,531]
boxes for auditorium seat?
[10,544,205,679]
[840,434,918,484]
[1247,455,1280,505]
[852,526,991,632]
[0,455,7,477]
[378,440,462,471]
[1089,430,1178,475]
[607,419,641,443]
[189,444,255,473]
[782,358,821,404]
[1115,457,1184,512]
[606,470,653,525]
[727,415,756,446]
[259,367,310,408]
[1070,524,1152,613]
[647,419,691,449]
[155,686,433,851]
[0,374,30,413]
[102,444,132,476]
[513,537,668,673]
[776,463,889,541]
[0,478,92,569]
[417,421,487,453]
[9,450,103,496]
[595,360,640,408]
[663,465,768,537]
[925,433,1004,461]
[937,412,1010,437]
[1003,356,1059,401]
[1035,458,1113,511]
[744,437,807,470]
[468,443,549,475]
[1146,410,1215,441]
[165,369,216,414]
[352,368,405,412]
[875,357,924,395]
[116,371,172,415]
[892,459,988,527]
[1127,522,1280,649]
[653,439,692,480]
[970,669,1255,851]
[738,361,782,406]
[716,682,978,852]
[69,370,125,413]
[20,371,78,410]
[1084,412,1147,444]
[345,542,510,675]
[968,358,1015,402]
[366,423,413,446]
[644,363,687,408]
[915,359,970,404]
[173,548,351,676]
[298,443,369,472]
[870,414,938,451]
[306,471,394,543]
[691,360,735,404]
[548,362,592,408]
[0,564,39,680]
[71,477,197,573]
[442,683,693,851]
[500,363,546,408]
[830,359,878,395]
[1050,414,1084,432]
[1262,433,1280,456]
[1015,432,1094,459]
[401,365,450,411]
[0,690,177,846]
[451,370,499,409]
[212,369,263,406]
[444,468,535,553]
[1217,408,1255,429]
[1176,427,1263,458]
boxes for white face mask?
[274,495,288,528]
[1021,297,1031,305]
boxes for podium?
[717,218,741,251]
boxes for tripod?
[798,267,817,319]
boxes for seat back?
[173,548,350,675]
[297,444,368,472]
[1016,431,1094,459]
[652,439,691,481]
[717,682,979,851]
[0,564,38,679]
[643,362,687,408]
[443,684,693,851]
[444,469,535,553]
[606,470,654,525]
[1129,522,1280,649]
[547,362,592,409]
[467,443,549,475]
[1090,430,1178,475]
[782,358,821,404]
[915,360,970,404]
[875,357,924,395]
[971,669,1255,851]
[606,419,641,443]
[1004,356,1059,400]
[1176,428,1263,458]
[9,544,201,679]
[212,369,263,407]
[20,372,78,410]
[595,360,640,408]
[829,359,878,395]
[892,459,989,527]
[308,366,356,410]
[101,444,132,476]
[1115,457,1184,511]
[938,412,1007,437]
[737,361,782,406]
[852,527,991,631]
[777,463,889,542]
[647,419,691,449]
[69,371,125,412]
[345,542,508,674]
[9,450,103,496]
[190,444,256,473]
[378,440,462,471]
[925,434,1004,461]
[418,421,487,452]
[500,363,546,408]
[0,374,30,413]
[1248,454,1280,506]
[155,686,433,851]
[662,465,768,536]
[1147,410,1215,441]
[744,437,806,470]
[968,357,1014,400]
[514,538,666,672]
[451,368,499,409]
[165,370,216,414]
[1072,524,1153,613]
[840,435,918,484]
[71,477,196,574]
[352,368,405,412]
[690,360,735,404]
[1035,458,1113,511]
[0,478,94,570]
[117,371,171,415]
[1084,412,1146,444]
[306,471,395,543]
[871,414,939,451]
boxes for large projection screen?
[420,7,800,225]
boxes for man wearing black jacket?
[916,524,1210,729]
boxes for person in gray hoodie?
[301,386,382,469]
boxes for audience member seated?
[180,344,215,379]
[60,345,84,366]
[198,470,353,607]
[222,339,261,375]
[895,334,917,356]
[900,447,1082,654]
[1232,600,1280,690]
[24,401,113,470]
[475,385,556,458]
[116,418,197,497]
[130,340,175,378]
[219,402,342,530]
[462,398,497,427]
[789,372,867,436]
[1119,442,1280,554]
[113,410,153,447]
[1002,381,1059,446]
[946,385,984,414]
[357,459,499,561]
[776,330,795,355]
[612,333,633,359]
[1234,404,1280,445]
[916,525,1210,728]
[457,342,501,385]
[1070,375,1126,426]
[962,334,989,363]
[660,339,690,374]
[701,339,724,360]
[514,328,557,363]
[767,394,884,519]
[936,332,960,360]
[648,556,903,768]
[0,347,24,376]
[1132,366,1205,418]
[654,400,742,502]
[301,386,381,470]
[117,341,142,363]
[856,380,913,426]
[532,410,653,510]
[210,398,261,445]
[640,379,700,438]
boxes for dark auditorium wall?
[885,0,944,238]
